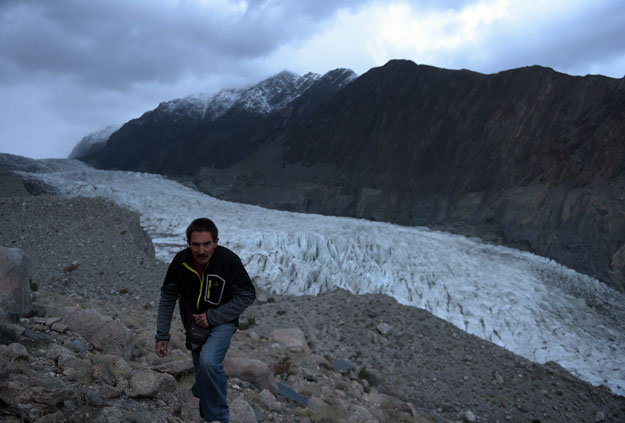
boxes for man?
[155,218,256,423]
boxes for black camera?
[185,322,211,352]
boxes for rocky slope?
[1,168,624,423]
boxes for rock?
[595,410,606,422]
[463,409,477,422]
[230,397,258,423]
[151,358,194,377]
[6,343,28,360]
[0,373,75,421]
[367,329,380,344]
[23,329,53,343]
[347,404,377,423]
[0,247,32,315]
[128,369,176,398]
[257,389,281,411]
[108,355,134,380]
[46,343,72,361]
[312,353,331,369]
[331,358,353,374]
[180,396,203,422]
[302,370,317,382]
[376,322,393,336]
[51,321,68,333]
[57,352,92,381]
[63,308,134,359]
[277,381,308,406]
[268,328,311,355]
[69,339,86,354]
[0,322,24,344]
[92,362,117,386]
[224,357,278,394]
[84,390,103,406]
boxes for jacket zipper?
[183,262,204,311]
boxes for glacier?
[16,158,625,397]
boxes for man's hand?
[155,340,169,357]
[193,312,210,328]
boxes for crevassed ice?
[20,159,625,396]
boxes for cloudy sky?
[1,0,624,159]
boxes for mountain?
[80,69,357,173]
[68,124,121,159]
[76,60,625,292]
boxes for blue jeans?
[191,322,237,423]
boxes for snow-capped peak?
[68,124,121,159]
[154,68,355,121]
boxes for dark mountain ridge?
[79,60,625,292]
[81,68,356,173]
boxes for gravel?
[0,195,167,309]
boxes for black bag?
[185,322,211,352]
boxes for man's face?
[188,231,218,265]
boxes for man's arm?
[206,256,256,327]
[155,282,179,356]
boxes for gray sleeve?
[206,257,256,327]
[155,283,179,341]
[206,282,256,327]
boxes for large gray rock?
[128,369,176,398]
[268,327,311,355]
[63,308,134,359]
[0,247,32,315]
[230,397,257,423]
[224,357,278,394]
[151,358,194,377]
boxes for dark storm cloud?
[0,0,374,92]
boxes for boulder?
[230,397,258,423]
[151,358,194,377]
[128,369,176,398]
[268,327,311,355]
[6,343,29,360]
[346,404,378,423]
[92,362,118,386]
[0,247,32,315]
[63,308,134,359]
[224,357,278,394]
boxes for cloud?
[0,0,373,91]
[0,0,624,158]
[262,0,625,77]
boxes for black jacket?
[155,245,256,341]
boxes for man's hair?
[186,218,219,242]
